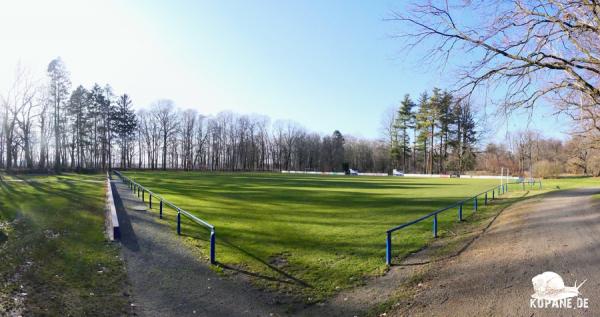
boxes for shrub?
[533,160,562,178]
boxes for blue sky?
[0,0,569,142]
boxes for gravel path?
[395,188,600,317]
[111,179,286,317]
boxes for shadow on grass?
[178,225,313,288]
[12,174,97,211]
[116,178,313,288]
[217,235,313,288]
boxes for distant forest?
[1,58,598,176]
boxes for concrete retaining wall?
[105,172,120,240]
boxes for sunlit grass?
[0,174,128,315]
[124,171,557,300]
[120,172,599,300]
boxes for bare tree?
[151,99,178,170]
[391,1,600,135]
[38,86,51,170]
[1,65,37,170]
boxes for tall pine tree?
[394,94,415,172]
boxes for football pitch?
[122,171,525,299]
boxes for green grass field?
[0,174,128,315]
[121,171,596,300]
[0,172,596,309]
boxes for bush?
[533,160,562,178]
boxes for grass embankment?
[0,174,129,316]
[123,171,562,301]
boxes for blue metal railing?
[385,178,542,265]
[113,170,217,264]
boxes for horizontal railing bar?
[387,212,437,233]
[113,170,217,265]
[113,171,215,230]
[179,209,215,230]
[387,181,532,234]
[387,197,470,233]
[385,178,542,265]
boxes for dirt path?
[111,178,287,317]
[392,188,600,317]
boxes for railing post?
[159,200,163,219]
[386,232,392,266]
[177,211,181,235]
[433,214,438,238]
[210,229,216,264]
[381,181,530,265]
[149,194,152,208]
[142,190,145,202]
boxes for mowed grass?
[0,174,128,315]
[122,171,528,300]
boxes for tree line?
[1,58,594,176]
[1,59,137,172]
[480,130,600,178]
[1,58,394,173]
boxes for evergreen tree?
[415,92,430,174]
[47,57,71,171]
[113,94,137,168]
[67,85,90,170]
[458,102,477,171]
[88,84,106,168]
[332,130,345,172]
[427,88,443,174]
[437,90,453,173]
[394,94,415,172]
[448,101,477,172]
